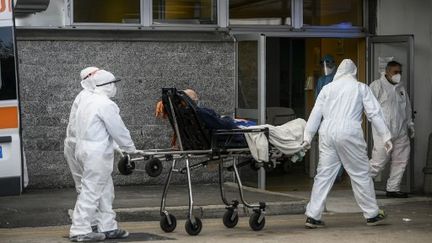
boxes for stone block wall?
[17,30,235,188]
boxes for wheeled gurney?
[117,88,297,236]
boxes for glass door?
[367,35,414,192]
[235,34,266,189]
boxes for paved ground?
[285,189,432,214]
[1,201,431,243]
[0,183,306,228]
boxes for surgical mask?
[109,84,117,98]
[391,74,401,83]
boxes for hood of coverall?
[80,67,99,91]
[91,70,120,98]
[333,59,358,82]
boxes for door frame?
[234,34,266,125]
[234,33,266,189]
[233,33,372,190]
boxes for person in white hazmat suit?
[65,67,105,233]
[69,70,136,242]
[64,67,99,194]
[301,59,393,228]
[369,61,414,198]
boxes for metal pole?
[257,34,266,190]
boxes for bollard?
[423,133,432,194]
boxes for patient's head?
[183,89,199,101]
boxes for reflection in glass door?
[235,34,266,189]
[237,41,258,117]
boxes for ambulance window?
[0,27,17,101]
[73,0,141,24]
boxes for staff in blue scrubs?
[315,54,337,98]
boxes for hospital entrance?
[236,36,366,192]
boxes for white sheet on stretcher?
[243,118,306,162]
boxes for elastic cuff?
[122,146,137,153]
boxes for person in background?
[369,61,414,198]
[315,54,337,99]
[314,54,345,182]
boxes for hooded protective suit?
[70,70,136,237]
[64,67,99,193]
[369,73,414,192]
[303,59,392,220]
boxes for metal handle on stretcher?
[214,127,269,136]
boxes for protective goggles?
[96,79,122,87]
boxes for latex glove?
[384,140,393,155]
[301,140,311,150]
[124,148,140,155]
[408,126,415,139]
[115,147,125,156]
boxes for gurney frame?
[118,88,271,235]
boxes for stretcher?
[117,88,295,236]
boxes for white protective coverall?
[70,70,136,237]
[304,59,392,220]
[64,67,99,193]
[369,74,414,192]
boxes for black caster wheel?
[160,214,177,233]
[249,212,265,231]
[185,217,202,236]
[222,209,239,228]
[145,158,163,177]
[118,154,135,175]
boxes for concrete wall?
[17,30,235,188]
[376,0,432,192]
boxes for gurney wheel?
[118,155,135,175]
[222,209,239,228]
[145,158,163,177]
[249,212,265,231]
[160,214,177,233]
[185,217,202,236]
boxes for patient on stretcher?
[155,89,305,162]
[182,89,257,129]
